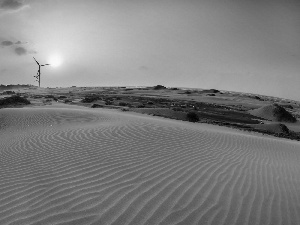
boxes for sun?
[48,54,63,67]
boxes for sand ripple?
[0,107,300,225]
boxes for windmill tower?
[33,57,50,87]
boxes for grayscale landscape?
[1,0,300,224]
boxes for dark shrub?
[0,95,30,106]
[105,100,112,105]
[91,104,103,108]
[153,85,166,90]
[81,96,99,103]
[3,91,15,95]
[209,89,220,93]
[119,102,127,106]
[186,111,199,122]
[104,97,114,101]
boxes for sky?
[0,0,299,100]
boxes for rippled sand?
[0,106,300,225]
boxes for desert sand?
[1,103,300,225]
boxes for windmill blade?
[33,57,40,65]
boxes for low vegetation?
[10,85,299,141]
[153,85,167,90]
[186,111,199,122]
[0,95,30,107]
[91,104,104,108]
[81,95,101,103]
[119,102,127,106]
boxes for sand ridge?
[0,106,300,225]
[249,104,297,123]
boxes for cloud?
[0,0,29,13]
[0,39,34,55]
[15,40,27,44]
[1,40,13,46]
[1,39,28,46]
[15,46,26,55]
[0,0,22,10]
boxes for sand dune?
[0,106,300,225]
[249,104,297,123]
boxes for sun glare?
[49,54,63,67]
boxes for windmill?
[33,57,50,87]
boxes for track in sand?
[0,106,300,225]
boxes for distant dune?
[249,104,297,122]
[0,106,300,225]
